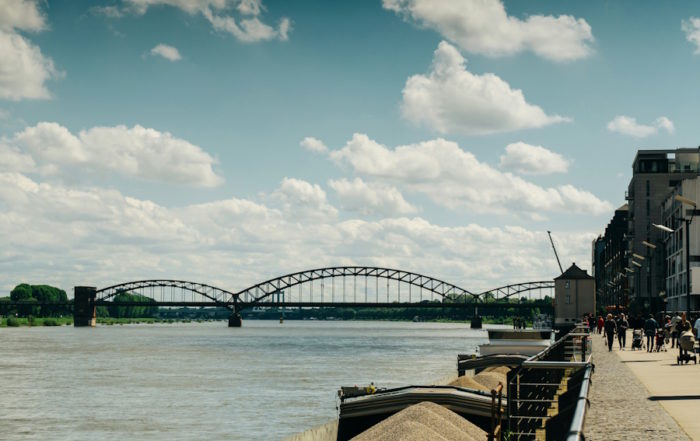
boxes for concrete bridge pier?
[228,313,242,327]
[74,286,97,327]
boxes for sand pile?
[351,401,487,441]
[472,372,506,391]
[448,375,491,392]
[482,366,511,376]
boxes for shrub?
[43,318,60,326]
[7,317,21,327]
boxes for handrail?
[564,365,593,441]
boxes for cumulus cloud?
[329,178,418,217]
[606,115,675,138]
[116,0,291,42]
[0,170,597,295]
[0,1,60,101]
[402,41,569,135]
[270,177,338,220]
[329,133,611,215]
[499,142,570,175]
[300,136,328,153]
[7,122,223,187]
[682,17,700,54]
[383,0,594,62]
[149,43,182,61]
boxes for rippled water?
[0,320,496,440]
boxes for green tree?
[10,284,33,302]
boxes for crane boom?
[547,230,564,274]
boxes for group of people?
[584,311,700,353]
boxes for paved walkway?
[586,331,692,440]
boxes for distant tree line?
[0,284,70,316]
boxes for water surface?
[1,320,495,440]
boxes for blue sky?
[1,0,699,294]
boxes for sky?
[1,0,699,296]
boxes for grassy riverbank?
[0,317,226,327]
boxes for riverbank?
[0,317,226,327]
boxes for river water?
[1,320,496,440]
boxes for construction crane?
[547,230,564,275]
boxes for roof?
[554,263,594,280]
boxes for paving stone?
[585,332,690,441]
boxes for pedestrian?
[677,313,692,358]
[617,313,629,350]
[671,312,681,348]
[597,315,604,334]
[588,314,595,333]
[644,314,658,352]
[603,313,617,352]
[694,314,700,340]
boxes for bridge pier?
[74,286,96,327]
[470,316,482,329]
[228,313,242,327]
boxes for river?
[1,320,497,440]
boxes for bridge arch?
[235,266,478,308]
[96,280,236,307]
[478,281,554,301]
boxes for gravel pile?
[350,401,487,441]
[449,366,509,392]
[472,372,506,391]
[482,366,511,376]
[448,375,490,392]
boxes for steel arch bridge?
[93,266,554,312]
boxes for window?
[565,281,570,289]
[646,200,650,216]
[646,180,650,197]
[566,294,571,304]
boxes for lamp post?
[642,240,658,313]
[653,194,696,316]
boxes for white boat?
[478,329,553,357]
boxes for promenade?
[587,330,698,440]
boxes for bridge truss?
[93,267,555,312]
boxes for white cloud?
[300,136,328,153]
[121,0,291,42]
[402,41,569,135]
[0,2,60,101]
[499,142,570,175]
[329,178,418,217]
[682,17,700,54]
[606,115,675,138]
[0,0,46,32]
[383,0,594,62]
[8,122,223,187]
[149,43,182,61]
[0,170,597,295]
[329,133,611,215]
[270,177,338,220]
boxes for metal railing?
[507,325,593,441]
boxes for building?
[625,148,700,311]
[554,263,595,332]
[660,178,700,312]
[592,204,628,311]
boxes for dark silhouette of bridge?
[69,266,554,327]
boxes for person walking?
[617,313,629,350]
[603,313,617,352]
[671,312,681,348]
[597,315,604,334]
[644,314,658,352]
[677,313,692,359]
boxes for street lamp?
[642,240,658,314]
[653,194,696,316]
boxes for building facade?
[554,263,595,332]
[592,204,629,311]
[661,178,700,312]
[625,148,700,311]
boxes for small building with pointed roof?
[554,263,596,331]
